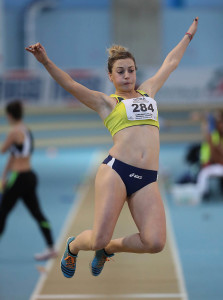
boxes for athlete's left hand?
[187,17,199,39]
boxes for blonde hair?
[107,44,137,73]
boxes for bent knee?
[148,241,165,253]
[141,236,166,253]
[91,236,110,251]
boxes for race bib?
[123,97,158,121]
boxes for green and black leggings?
[0,170,53,247]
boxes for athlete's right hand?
[0,177,6,191]
[25,42,49,65]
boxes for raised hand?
[186,17,199,40]
[25,42,49,64]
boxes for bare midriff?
[11,156,31,172]
[109,125,159,170]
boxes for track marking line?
[160,178,188,300]
[33,293,186,299]
[30,157,188,300]
[29,151,104,300]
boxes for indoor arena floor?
[0,107,222,300]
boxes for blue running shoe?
[91,249,114,276]
[61,237,77,278]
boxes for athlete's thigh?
[93,164,127,239]
[127,182,166,241]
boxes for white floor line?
[160,180,189,300]
[30,155,188,300]
[32,293,186,299]
[30,151,105,300]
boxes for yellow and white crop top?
[104,90,159,137]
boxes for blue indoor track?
[0,109,222,300]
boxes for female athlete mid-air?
[26,17,198,277]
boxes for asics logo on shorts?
[129,173,142,179]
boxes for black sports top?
[10,128,34,157]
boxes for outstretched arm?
[139,17,199,98]
[25,43,110,112]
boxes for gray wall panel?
[113,0,162,67]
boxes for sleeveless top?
[10,127,34,158]
[104,90,159,137]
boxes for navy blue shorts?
[103,155,158,197]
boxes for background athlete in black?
[0,100,57,261]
